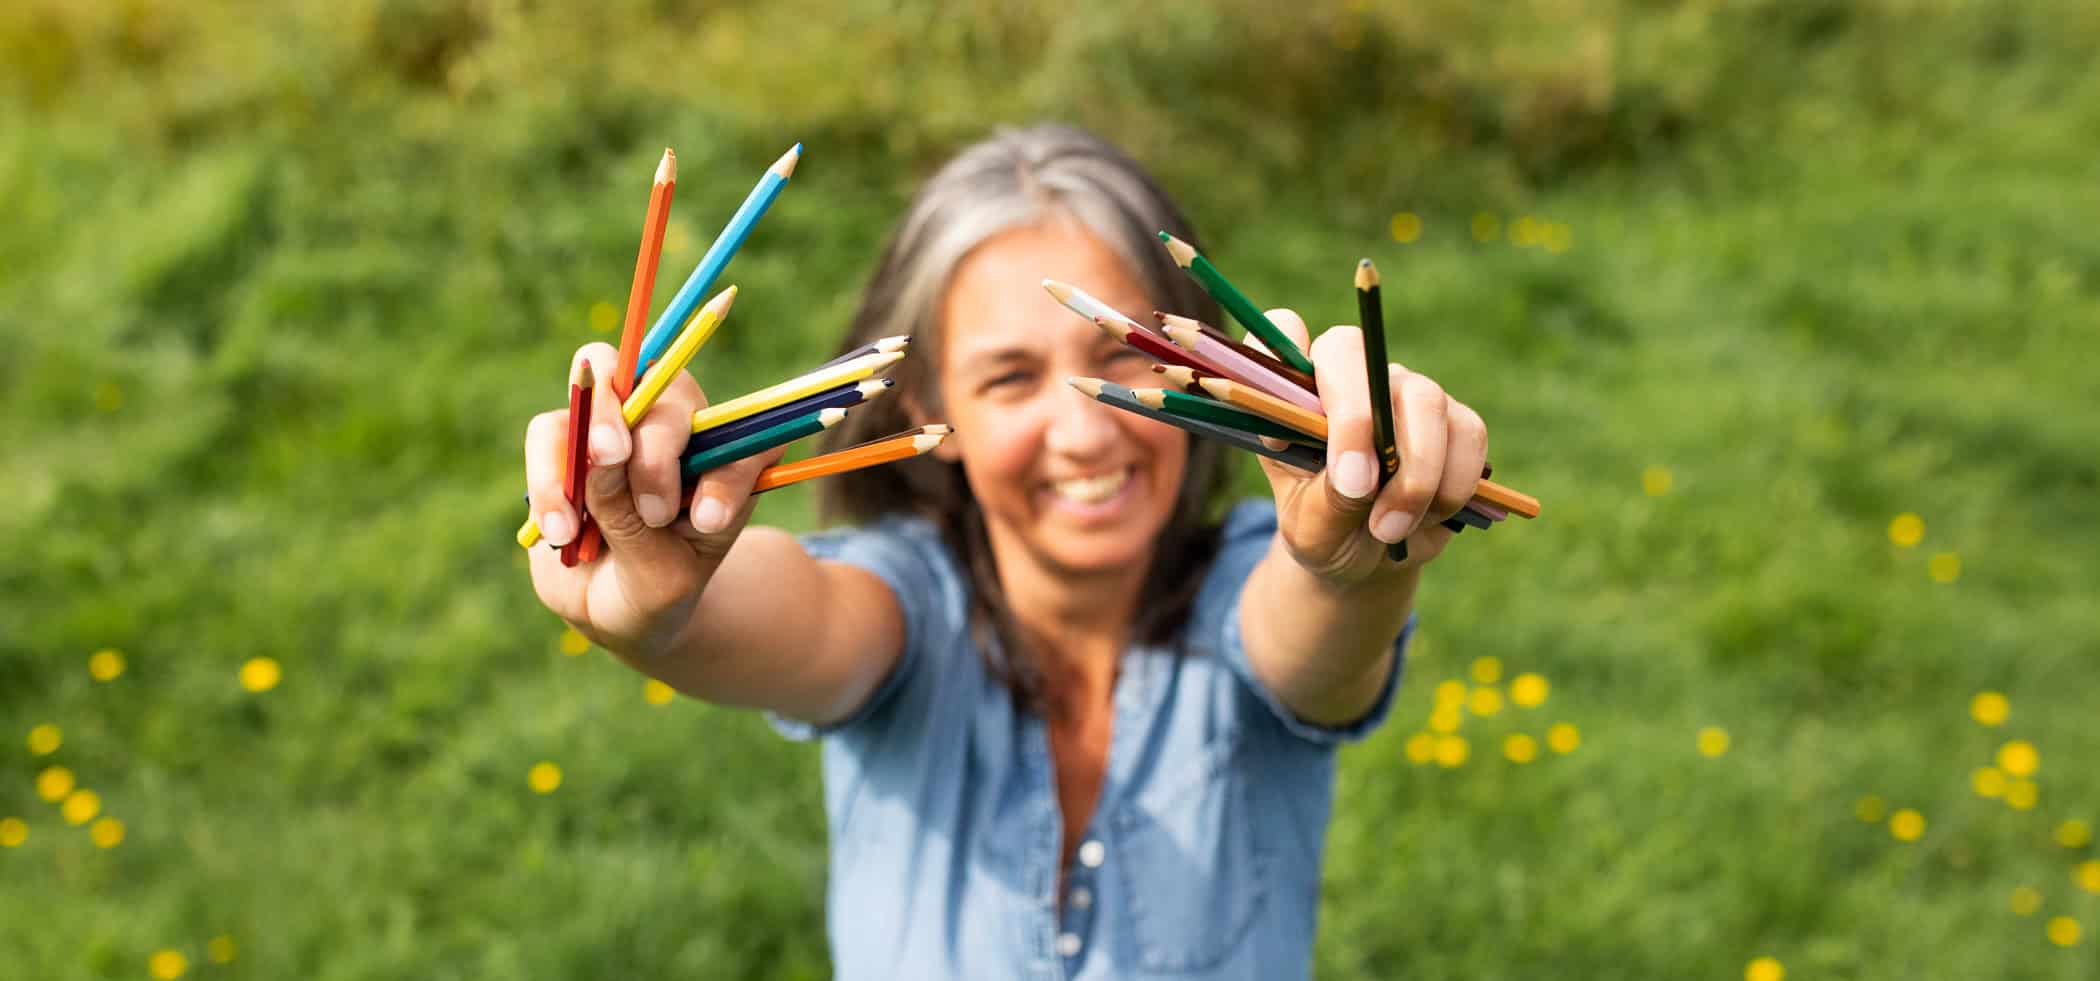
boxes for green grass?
[5,1,2100,977]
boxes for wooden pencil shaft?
[634,144,799,381]
[817,335,911,372]
[680,408,841,479]
[1079,378,1323,472]
[1043,279,1151,335]
[690,351,902,432]
[1357,266,1400,485]
[749,433,933,494]
[1160,322,1324,413]
[1472,479,1540,519]
[614,150,677,401]
[1092,317,1211,372]
[1197,378,1327,440]
[625,286,736,425]
[1148,388,1320,445]
[686,379,888,454]
[1181,316,1317,392]
[1160,233,1317,375]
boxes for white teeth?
[1052,470,1129,504]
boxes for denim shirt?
[772,500,1411,980]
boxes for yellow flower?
[1642,465,1673,497]
[1389,212,1423,244]
[559,627,591,657]
[1745,956,1784,981]
[1854,795,1887,823]
[1510,673,1549,708]
[36,766,75,803]
[62,788,101,825]
[1546,723,1581,754]
[1697,727,1731,758]
[1470,212,1500,242]
[1429,705,1463,734]
[1928,552,1961,583]
[2076,861,2100,894]
[1433,679,1467,707]
[1470,657,1503,685]
[0,817,26,848]
[2007,779,2038,811]
[1512,216,1543,247]
[149,950,188,980]
[27,723,60,756]
[2046,915,2080,947]
[89,817,125,848]
[1997,740,2039,777]
[2056,820,2091,849]
[1971,767,2006,799]
[588,300,621,334]
[1467,687,1504,718]
[1404,731,1435,764]
[643,679,676,706]
[528,761,563,794]
[1969,691,2008,726]
[1503,733,1538,764]
[239,657,282,693]
[89,648,126,682]
[1542,223,1573,255]
[2010,885,2042,916]
[1889,808,1926,842]
[1434,735,1470,768]
[1887,513,1924,547]
[207,936,238,964]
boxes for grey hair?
[817,124,1231,717]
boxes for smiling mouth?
[1050,467,1132,505]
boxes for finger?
[1434,399,1489,524]
[629,372,704,528]
[1247,307,1312,361]
[1309,325,1379,513]
[577,343,632,467]
[1371,366,1449,543]
[687,444,789,541]
[525,410,578,547]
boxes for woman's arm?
[1233,311,1487,726]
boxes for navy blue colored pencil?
[685,378,891,455]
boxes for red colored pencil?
[560,360,596,567]
[582,148,676,563]
[1089,316,1216,373]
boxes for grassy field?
[5,1,2100,977]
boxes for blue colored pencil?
[684,378,891,455]
[633,144,801,382]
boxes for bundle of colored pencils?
[1052,234,1541,561]
[515,145,952,559]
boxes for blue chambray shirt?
[771,500,1411,980]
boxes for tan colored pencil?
[1194,377,1328,440]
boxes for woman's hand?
[1250,309,1488,588]
[522,343,786,657]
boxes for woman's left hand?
[1252,308,1488,587]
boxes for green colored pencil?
[680,407,844,480]
[1158,231,1317,376]
[1133,388,1320,445]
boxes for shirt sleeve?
[765,516,965,741]
[1187,499,1412,745]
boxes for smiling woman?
[520,124,1492,979]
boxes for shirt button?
[1056,932,1082,957]
[1069,886,1092,910]
[1078,840,1105,868]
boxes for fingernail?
[637,493,671,528]
[541,512,573,546]
[1372,511,1413,544]
[1331,451,1377,500]
[692,496,728,534]
[592,425,628,464]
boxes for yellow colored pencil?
[689,351,905,433]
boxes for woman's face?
[932,220,1189,583]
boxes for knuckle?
[1403,373,1445,403]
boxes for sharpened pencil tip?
[1089,315,1131,340]
[1356,259,1380,290]
[1158,232,1196,267]
[1067,376,1106,397]
[820,408,848,425]
[773,144,802,179]
[572,358,596,388]
[656,148,677,185]
[1041,278,1074,303]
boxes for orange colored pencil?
[580,149,676,563]
[559,360,596,567]
[748,426,952,494]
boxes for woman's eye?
[983,371,1030,391]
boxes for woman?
[522,125,1487,979]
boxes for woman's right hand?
[522,343,786,658]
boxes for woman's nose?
[1042,383,1119,458]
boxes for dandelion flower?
[1972,767,2006,799]
[149,950,188,980]
[1888,513,1924,547]
[27,723,60,756]
[36,766,75,803]
[1889,808,1926,842]
[1504,733,1538,764]
[1467,687,1504,717]
[1433,735,1469,768]
[528,761,563,794]
[1429,706,1463,734]
[1471,657,1503,685]
[1928,552,1961,583]
[1510,673,1549,708]
[1745,956,1784,981]
[1996,740,2039,777]
[1404,732,1435,764]
[2076,861,2100,894]
[559,627,591,657]
[643,679,676,706]
[2056,820,2091,849]
[89,817,124,848]
[61,789,101,825]
[1969,691,2008,726]
[2046,916,2080,947]
[1434,679,1467,708]
[239,657,281,693]
[88,648,125,682]
[2011,886,2042,916]
[1547,723,1581,754]
[0,817,25,848]
[2007,779,2038,810]
[1642,465,1673,496]
[1698,727,1731,758]
[1389,212,1423,244]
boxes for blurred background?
[4,0,2098,977]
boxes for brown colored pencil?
[560,360,595,567]
[1156,312,1318,395]
[1150,363,1210,392]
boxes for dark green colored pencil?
[1135,388,1320,445]
[1159,232,1317,376]
[1358,258,1408,561]
[680,407,843,480]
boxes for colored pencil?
[1150,363,1210,392]
[1088,315,1215,373]
[681,407,847,480]
[1042,279,1153,336]
[632,144,800,383]
[1163,313,1319,394]
[748,425,952,494]
[1157,232,1316,375]
[614,149,678,400]
[1068,377,1324,472]
[1156,317,1324,413]
[1132,387,1320,445]
[817,334,911,371]
[558,361,595,566]
[516,285,740,549]
[690,351,904,433]
[686,378,890,454]
[1356,259,1406,560]
[1193,377,1328,441]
